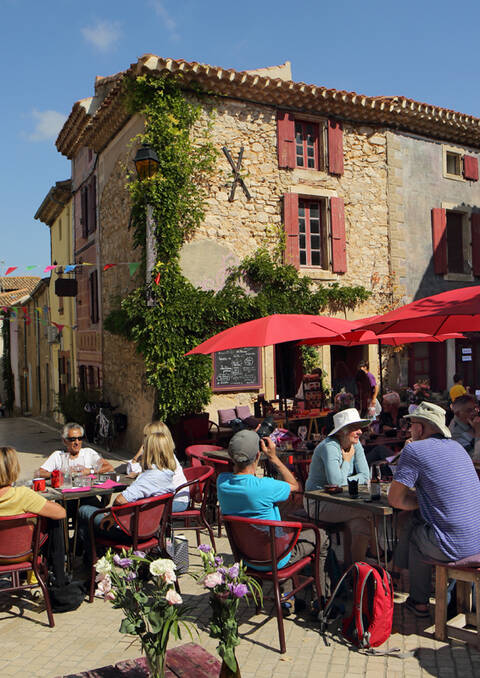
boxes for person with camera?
[217,429,329,606]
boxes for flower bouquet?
[95,549,193,678]
[195,545,263,677]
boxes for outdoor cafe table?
[41,474,133,570]
[304,486,395,570]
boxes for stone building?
[35,180,77,421]
[55,55,480,446]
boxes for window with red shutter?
[298,198,328,267]
[328,120,344,176]
[89,269,99,324]
[330,197,347,273]
[464,156,479,182]
[295,121,320,170]
[471,213,480,276]
[81,186,88,238]
[277,111,295,169]
[88,176,97,233]
[431,208,447,274]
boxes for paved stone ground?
[1,417,480,677]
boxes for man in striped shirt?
[388,401,480,617]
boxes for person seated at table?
[388,401,480,617]
[324,391,355,434]
[78,430,187,564]
[217,429,330,604]
[304,408,374,565]
[127,421,189,510]
[449,394,480,461]
[449,373,467,403]
[378,391,400,433]
[38,423,114,478]
[0,446,67,584]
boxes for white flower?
[163,569,177,584]
[165,589,183,605]
[149,558,176,578]
[95,573,114,601]
[95,556,112,576]
[204,571,223,589]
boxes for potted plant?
[95,549,193,678]
[195,545,263,678]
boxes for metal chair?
[171,465,216,550]
[0,513,54,627]
[87,493,173,602]
[223,514,323,654]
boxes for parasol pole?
[378,339,383,397]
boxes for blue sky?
[2,0,480,275]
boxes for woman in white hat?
[304,408,373,565]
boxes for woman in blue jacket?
[305,408,373,565]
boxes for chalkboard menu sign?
[213,347,261,391]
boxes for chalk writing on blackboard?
[213,347,261,390]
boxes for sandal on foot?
[405,597,430,618]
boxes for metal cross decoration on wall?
[222,146,252,202]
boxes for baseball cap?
[228,429,260,464]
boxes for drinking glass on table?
[297,425,307,442]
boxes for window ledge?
[443,272,473,282]
[299,267,337,281]
[292,168,329,181]
[443,173,465,182]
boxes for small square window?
[446,151,462,176]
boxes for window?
[446,211,465,274]
[446,151,461,176]
[443,146,479,182]
[80,176,97,238]
[298,199,328,267]
[89,269,99,324]
[277,112,342,174]
[284,193,346,273]
[295,121,320,170]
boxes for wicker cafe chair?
[171,465,216,551]
[87,493,174,602]
[223,515,323,654]
[0,513,54,627]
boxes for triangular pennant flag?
[52,322,64,332]
[128,262,140,276]
[64,265,76,273]
[5,267,17,276]
[44,265,56,273]
[155,272,161,285]
[26,265,37,270]
[103,264,116,271]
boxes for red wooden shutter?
[283,193,300,269]
[464,155,479,181]
[330,197,347,273]
[81,187,88,238]
[277,111,295,169]
[431,208,447,274]
[471,213,480,276]
[328,120,344,175]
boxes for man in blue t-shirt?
[217,429,329,602]
[388,401,480,617]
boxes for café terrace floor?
[1,416,479,678]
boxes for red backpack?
[320,561,394,649]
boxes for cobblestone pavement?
[1,417,480,677]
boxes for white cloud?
[150,1,179,40]
[81,19,122,52]
[27,110,67,142]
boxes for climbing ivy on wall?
[105,74,370,422]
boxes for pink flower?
[204,571,223,589]
[95,573,114,600]
[163,569,177,585]
[166,589,183,605]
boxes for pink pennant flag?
[44,265,56,273]
[103,264,116,271]
[5,267,17,276]
[155,272,161,285]
[52,322,64,332]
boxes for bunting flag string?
[2,262,141,277]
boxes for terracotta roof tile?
[0,277,42,307]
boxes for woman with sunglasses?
[38,422,114,478]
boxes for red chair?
[171,465,216,550]
[87,493,173,602]
[291,458,312,491]
[0,513,54,627]
[185,444,226,466]
[223,514,323,654]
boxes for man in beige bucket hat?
[389,401,480,617]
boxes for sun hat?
[404,401,451,438]
[329,408,371,437]
[228,429,260,464]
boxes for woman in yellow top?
[0,446,65,520]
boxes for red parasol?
[302,330,465,347]
[185,314,356,355]
[354,285,480,335]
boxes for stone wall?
[98,93,393,436]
